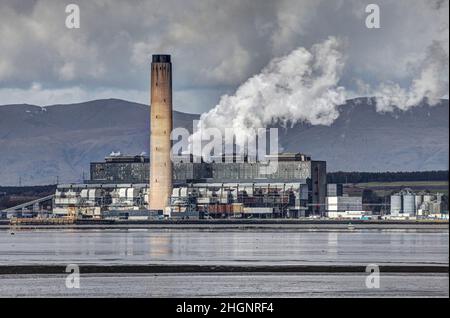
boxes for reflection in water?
[149,235,172,258]
[327,232,338,257]
[126,233,134,256]
[0,229,447,266]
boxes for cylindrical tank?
[80,189,89,198]
[126,188,138,200]
[415,195,423,210]
[118,188,127,198]
[88,189,101,200]
[390,195,402,215]
[403,194,416,215]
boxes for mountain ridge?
[0,98,448,185]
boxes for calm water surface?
[0,228,448,297]
[0,228,448,266]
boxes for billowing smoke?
[194,36,347,146]
[372,39,449,112]
[190,34,448,151]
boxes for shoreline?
[1,219,448,230]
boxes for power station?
[9,54,334,220]
[3,55,446,221]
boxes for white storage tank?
[80,189,89,198]
[171,188,179,198]
[403,194,416,215]
[118,188,127,198]
[390,195,402,215]
[126,188,138,200]
[415,195,423,210]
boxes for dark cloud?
[0,0,447,113]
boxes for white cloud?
[0,83,148,107]
[196,37,347,146]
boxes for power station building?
[85,151,327,218]
[52,54,328,219]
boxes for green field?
[354,181,449,188]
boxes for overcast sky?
[0,0,448,113]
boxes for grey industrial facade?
[89,153,327,215]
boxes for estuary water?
[0,228,448,297]
[0,228,448,266]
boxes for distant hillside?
[0,99,197,185]
[0,98,448,185]
[278,98,449,172]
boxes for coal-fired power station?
[149,54,173,211]
[5,53,445,222]
[42,53,337,221]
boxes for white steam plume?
[373,39,449,112]
[190,34,448,152]
[194,36,347,146]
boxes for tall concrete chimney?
[149,54,173,211]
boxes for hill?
[0,98,448,185]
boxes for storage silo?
[415,194,423,210]
[390,194,402,215]
[403,193,416,215]
[423,194,435,203]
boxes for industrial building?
[390,189,446,218]
[327,183,343,197]
[170,181,310,218]
[325,183,366,219]
[60,151,326,219]
[326,196,363,213]
[2,53,448,222]
[56,53,328,219]
[53,183,149,219]
[90,154,150,184]
[9,54,328,220]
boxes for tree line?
[327,170,449,184]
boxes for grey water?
[0,228,448,266]
[0,228,448,297]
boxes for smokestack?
[149,54,173,211]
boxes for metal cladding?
[149,54,173,211]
